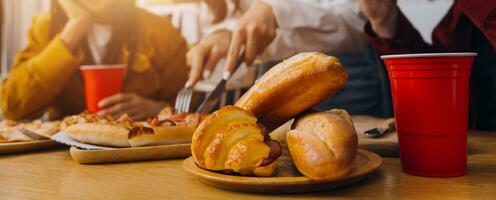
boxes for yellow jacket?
[1,9,188,120]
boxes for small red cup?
[80,65,126,113]
[381,53,477,177]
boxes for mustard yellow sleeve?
[1,15,83,120]
[151,16,188,105]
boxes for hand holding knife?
[196,50,246,114]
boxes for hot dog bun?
[235,52,348,130]
[286,109,357,181]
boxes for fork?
[174,88,193,114]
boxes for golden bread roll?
[235,52,348,130]
[191,106,282,176]
[286,109,357,181]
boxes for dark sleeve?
[459,0,496,49]
[364,8,434,55]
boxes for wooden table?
[0,130,495,199]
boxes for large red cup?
[381,53,477,177]
[80,65,126,113]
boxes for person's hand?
[357,0,398,38]
[224,0,277,79]
[203,0,228,23]
[58,0,91,21]
[185,29,232,88]
[58,0,92,52]
[97,93,167,120]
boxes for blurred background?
[0,0,457,120]
[0,0,453,75]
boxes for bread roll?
[286,109,357,181]
[235,52,348,130]
[192,106,257,167]
[191,106,281,177]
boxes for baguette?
[235,52,348,130]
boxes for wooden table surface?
[0,121,495,199]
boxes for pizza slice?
[62,109,207,148]
[0,120,60,143]
[20,120,61,138]
[0,120,31,143]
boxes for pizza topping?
[62,112,137,129]
[117,114,132,123]
[157,106,175,119]
[117,114,135,129]
[183,113,205,127]
[149,107,207,127]
[128,126,155,139]
[62,108,207,141]
[147,117,177,127]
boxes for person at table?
[187,0,391,117]
[186,0,368,87]
[357,0,496,130]
[0,0,188,121]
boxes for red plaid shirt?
[365,0,496,130]
[365,0,496,52]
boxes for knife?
[196,51,245,114]
[51,132,114,150]
[16,127,50,140]
[364,118,396,138]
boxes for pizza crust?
[128,126,195,147]
[63,123,131,147]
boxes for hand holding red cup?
[80,65,126,113]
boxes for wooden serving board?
[270,116,399,157]
[353,116,399,157]
[70,143,191,164]
[183,149,383,193]
[0,140,61,155]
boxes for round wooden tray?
[183,149,383,193]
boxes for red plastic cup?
[381,53,477,177]
[80,65,126,113]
